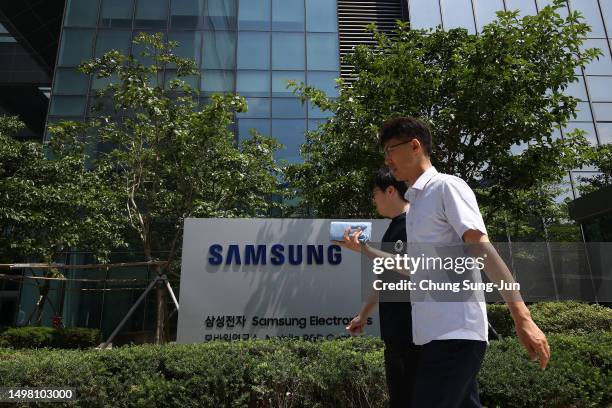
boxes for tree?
[578,144,612,195]
[50,32,283,343]
[0,115,126,325]
[286,0,596,241]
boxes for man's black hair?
[379,116,432,156]
[373,166,408,202]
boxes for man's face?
[383,137,417,181]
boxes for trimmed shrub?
[0,327,100,349]
[0,327,55,349]
[487,301,612,339]
[0,334,609,407]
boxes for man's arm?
[346,289,379,335]
[333,227,412,277]
[463,229,551,370]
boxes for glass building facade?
[408,0,612,201]
[48,0,339,164]
[47,0,612,194]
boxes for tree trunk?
[152,263,168,344]
[34,280,51,326]
[154,281,166,344]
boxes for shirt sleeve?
[441,176,487,240]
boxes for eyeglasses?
[383,140,412,157]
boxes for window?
[95,30,131,58]
[58,29,95,66]
[307,71,338,97]
[307,33,339,70]
[238,32,270,70]
[272,0,305,31]
[564,122,599,146]
[164,70,199,89]
[306,0,337,32]
[203,31,236,69]
[91,73,119,90]
[169,31,203,66]
[100,0,133,28]
[237,71,270,96]
[64,0,100,27]
[565,76,588,101]
[473,0,504,31]
[308,118,325,131]
[272,33,305,70]
[505,0,536,16]
[569,0,605,37]
[134,0,168,29]
[50,96,87,116]
[53,68,89,94]
[272,119,306,163]
[201,70,234,94]
[601,1,612,36]
[171,0,204,28]
[593,103,612,121]
[236,97,270,118]
[597,122,612,144]
[573,102,593,122]
[582,39,612,75]
[441,0,476,34]
[203,0,237,29]
[238,0,270,30]
[586,76,612,102]
[409,0,441,30]
[238,118,271,139]
[272,71,305,96]
[308,102,333,118]
[272,98,306,118]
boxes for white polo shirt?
[404,166,489,345]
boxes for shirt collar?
[404,166,438,201]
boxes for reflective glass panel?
[65,0,100,27]
[272,32,305,70]
[204,0,237,29]
[238,0,270,30]
[135,0,168,29]
[58,29,94,66]
[306,33,339,70]
[237,70,270,96]
[272,0,305,31]
[203,31,236,69]
[306,0,337,32]
[100,0,134,28]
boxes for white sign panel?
[176,218,388,343]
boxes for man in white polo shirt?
[338,117,550,407]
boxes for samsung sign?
[207,244,342,265]
[176,218,387,343]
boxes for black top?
[378,212,413,346]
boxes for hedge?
[0,327,100,349]
[486,301,611,339]
[0,333,609,408]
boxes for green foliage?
[50,32,284,271]
[0,333,608,407]
[0,115,126,264]
[0,327,100,349]
[578,144,612,195]
[479,333,610,408]
[487,301,612,338]
[286,0,596,240]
